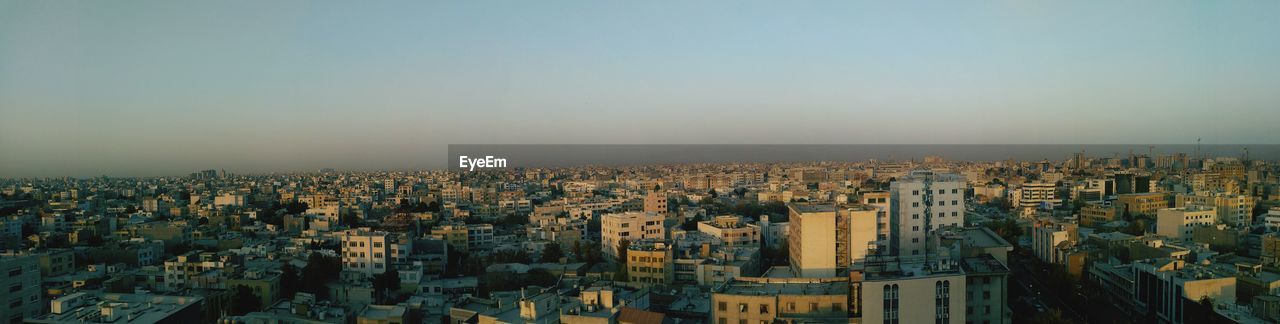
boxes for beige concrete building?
[602,212,665,260]
[342,229,392,277]
[1155,206,1217,240]
[1174,193,1256,227]
[1080,202,1122,227]
[643,191,668,219]
[697,215,760,247]
[1117,192,1168,216]
[854,259,967,324]
[710,274,849,324]
[1032,218,1077,264]
[788,204,838,277]
[625,240,672,288]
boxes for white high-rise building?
[601,212,665,260]
[341,229,391,277]
[889,170,966,258]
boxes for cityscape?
[3,1,1280,324]
[3,151,1280,323]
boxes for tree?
[280,263,301,298]
[1029,309,1073,324]
[540,243,564,263]
[571,240,583,260]
[372,267,401,303]
[230,285,262,315]
[613,239,631,282]
[300,253,341,298]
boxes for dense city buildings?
[0,149,1277,323]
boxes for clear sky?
[2,1,1278,177]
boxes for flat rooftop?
[718,278,848,296]
[790,204,835,213]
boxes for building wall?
[343,230,391,277]
[1,254,42,323]
[789,206,837,277]
[601,212,665,260]
[711,292,847,324]
[860,273,967,324]
[890,172,966,258]
[1155,208,1216,240]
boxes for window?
[718,318,727,324]
[810,303,818,311]
[787,302,796,311]
[884,284,899,324]
[832,303,842,311]
[913,202,919,207]
[739,303,748,313]
[8,284,19,293]
[760,304,769,314]
[913,190,919,195]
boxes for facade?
[1132,259,1236,324]
[342,229,392,277]
[1080,202,1122,227]
[1174,193,1256,227]
[602,212,665,260]
[889,171,966,258]
[855,259,967,324]
[1015,182,1057,209]
[1155,206,1217,240]
[696,216,760,247]
[1032,219,1077,264]
[1,253,41,323]
[1117,193,1169,216]
[961,256,1011,324]
[788,204,838,277]
[710,276,849,324]
[163,251,235,291]
[643,191,668,218]
[625,240,672,288]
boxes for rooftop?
[717,277,848,296]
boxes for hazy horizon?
[3,1,1279,177]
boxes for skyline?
[3,0,1280,177]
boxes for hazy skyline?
[2,1,1279,177]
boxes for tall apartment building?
[860,191,891,251]
[1,253,41,323]
[789,204,838,277]
[1156,206,1217,240]
[341,229,391,277]
[601,212,665,260]
[889,171,966,258]
[787,203,879,277]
